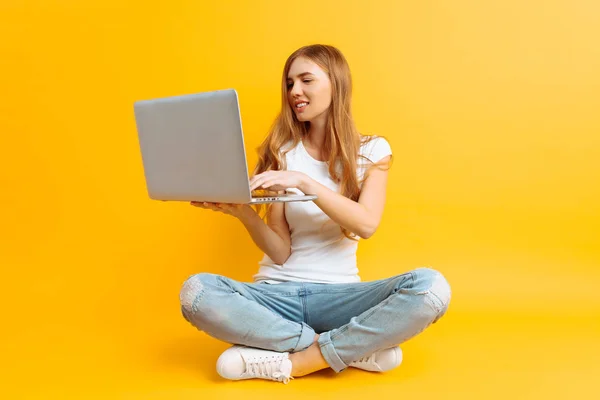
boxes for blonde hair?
[253,44,392,240]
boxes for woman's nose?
[290,82,303,96]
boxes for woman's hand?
[190,201,254,220]
[249,171,308,192]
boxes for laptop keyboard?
[252,193,294,198]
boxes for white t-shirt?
[252,136,392,284]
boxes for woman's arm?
[299,155,391,239]
[249,154,392,239]
[237,202,291,264]
[191,201,291,264]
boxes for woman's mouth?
[295,102,309,112]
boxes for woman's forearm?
[299,177,377,239]
[238,209,291,264]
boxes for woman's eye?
[286,79,311,89]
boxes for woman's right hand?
[190,201,255,220]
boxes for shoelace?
[246,355,293,384]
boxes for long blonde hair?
[253,44,392,240]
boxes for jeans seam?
[300,284,310,325]
[429,291,446,310]
[423,292,442,314]
[189,279,207,314]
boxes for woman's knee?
[179,272,219,315]
[411,267,452,316]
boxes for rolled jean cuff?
[317,331,347,373]
[293,322,316,353]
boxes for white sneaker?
[349,346,403,372]
[216,345,294,384]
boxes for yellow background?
[1,0,599,398]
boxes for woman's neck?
[304,116,327,149]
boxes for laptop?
[133,88,317,204]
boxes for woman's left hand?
[249,171,307,192]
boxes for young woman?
[181,44,451,384]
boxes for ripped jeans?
[179,267,451,373]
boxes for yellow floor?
[3,251,599,399]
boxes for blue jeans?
[179,267,451,373]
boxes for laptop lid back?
[134,89,253,203]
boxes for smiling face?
[286,56,332,123]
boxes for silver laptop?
[133,89,317,204]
